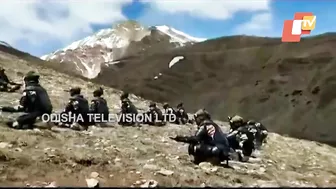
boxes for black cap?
[24,71,40,81]
[149,102,156,107]
[69,87,81,95]
[93,87,104,97]
[121,92,129,100]
[194,108,211,120]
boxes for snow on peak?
[62,28,129,52]
[0,41,12,48]
[154,25,207,44]
[39,23,206,80]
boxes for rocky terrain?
[40,21,206,79]
[0,41,336,187]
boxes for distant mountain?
[0,41,11,48]
[41,21,206,78]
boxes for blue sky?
[0,0,335,57]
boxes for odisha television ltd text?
[41,112,177,123]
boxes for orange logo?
[282,12,316,42]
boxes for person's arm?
[18,90,36,111]
[89,100,97,113]
[0,79,7,85]
[0,106,21,112]
[257,122,267,131]
[1,90,29,112]
[227,129,239,138]
[178,126,207,143]
[2,74,10,83]
[63,100,73,113]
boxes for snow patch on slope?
[40,55,48,60]
[77,57,101,79]
[155,25,206,44]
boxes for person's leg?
[239,141,254,162]
[0,84,8,92]
[189,144,217,164]
[10,112,41,129]
[56,112,72,127]
[8,84,21,92]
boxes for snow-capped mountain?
[40,21,206,79]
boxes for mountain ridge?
[40,21,206,78]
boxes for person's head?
[177,102,183,108]
[149,102,156,110]
[24,71,40,84]
[121,99,129,109]
[193,109,211,126]
[69,87,81,96]
[229,115,244,129]
[120,92,129,100]
[247,120,256,125]
[163,102,169,109]
[0,67,4,73]
[93,87,104,97]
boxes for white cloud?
[0,0,131,47]
[236,12,272,31]
[234,12,274,35]
[140,0,271,20]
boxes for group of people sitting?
[171,109,268,165]
[0,69,190,130]
[119,92,190,127]
[0,70,109,130]
[0,69,268,166]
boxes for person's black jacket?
[0,71,10,85]
[1,81,52,114]
[176,107,188,118]
[64,94,89,114]
[164,107,177,115]
[150,107,164,121]
[90,97,109,115]
[180,120,230,147]
[120,98,138,114]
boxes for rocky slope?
[1,44,336,187]
[40,21,206,79]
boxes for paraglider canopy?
[168,56,184,68]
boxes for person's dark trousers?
[16,111,44,129]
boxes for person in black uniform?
[163,103,179,124]
[170,109,230,165]
[60,87,90,130]
[89,87,109,126]
[246,119,268,150]
[0,67,21,92]
[0,71,52,129]
[227,115,256,162]
[144,102,165,126]
[119,92,138,126]
[176,102,189,124]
